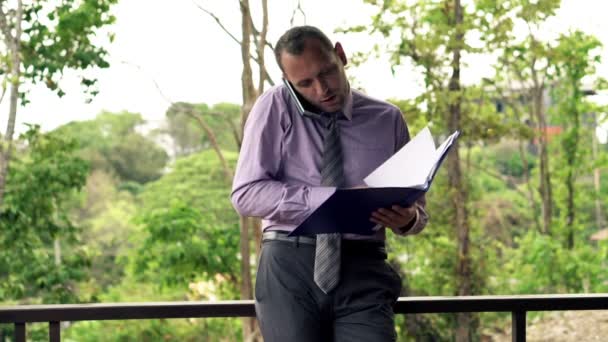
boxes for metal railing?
[2,294,608,342]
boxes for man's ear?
[335,42,348,66]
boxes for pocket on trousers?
[254,246,266,301]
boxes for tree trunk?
[592,113,604,230]
[508,99,542,233]
[239,0,260,340]
[518,141,542,233]
[239,214,255,339]
[0,0,23,207]
[198,1,271,339]
[564,86,581,249]
[533,85,553,235]
[448,1,473,341]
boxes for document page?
[425,131,460,185]
[364,126,437,188]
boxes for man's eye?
[322,67,338,76]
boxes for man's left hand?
[370,205,417,231]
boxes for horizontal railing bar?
[393,294,608,314]
[1,294,607,323]
[0,300,257,323]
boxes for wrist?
[397,209,419,234]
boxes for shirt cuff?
[390,204,425,236]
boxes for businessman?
[231,25,428,341]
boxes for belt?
[262,231,316,245]
[262,231,387,258]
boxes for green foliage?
[75,171,139,295]
[65,317,242,342]
[107,133,169,184]
[134,201,239,288]
[477,140,536,179]
[497,231,608,294]
[160,102,241,157]
[20,0,118,101]
[0,125,90,304]
[63,279,243,341]
[55,111,168,184]
[134,150,240,295]
[3,2,608,341]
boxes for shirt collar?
[341,86,353,120]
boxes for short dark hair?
[274,26,334,71]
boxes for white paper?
[364,126,458,189]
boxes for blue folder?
[288,129,460,236]
[288,187,426,236]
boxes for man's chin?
[320,102,342,113]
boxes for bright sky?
[2,0,608,136]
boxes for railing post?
[50,321,61,342]
[512,311,526,342]
[14,322,25,342]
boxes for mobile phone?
[282,78,324,120]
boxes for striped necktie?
[314,112,344,294]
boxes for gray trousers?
[255,239,402,342]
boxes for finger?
[392,205,415,216]
[371,211,404,228]
[371,212,396,226]
[377,208,401,220]
[371,212,393,225]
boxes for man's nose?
[314,78,329,95]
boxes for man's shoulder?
[352,89,401,117]
[247,84,293,126]
[258,84,288,103]
[250,85,288,116]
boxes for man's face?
[281,39,349,113]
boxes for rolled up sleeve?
[231,90,334,225]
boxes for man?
[231,26,428,342]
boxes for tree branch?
[289,0,306,26]
[192,0,241,46]
[0,2,13,49]
[256,0,268,93]
[206,111,242,149]
[195,0,274,86]
[178,104,233,181]
[124,60,235,179]
[121,60,173,105]
[0,75,8,105]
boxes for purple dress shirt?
[231,85,428,241]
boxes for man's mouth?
[321,94,337,103]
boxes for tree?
[492,0,562,235]
[0,125,90,306]
[346,0,487,338]
[342,0,571,339]
[133,149,242,338]
[195,1,274,339]
[106,133,169,184]
[159,102,241,158]
[0,0,118,207]
[55,111,169,184]
[550,30,603,249]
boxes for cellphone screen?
[282,78,323,118]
